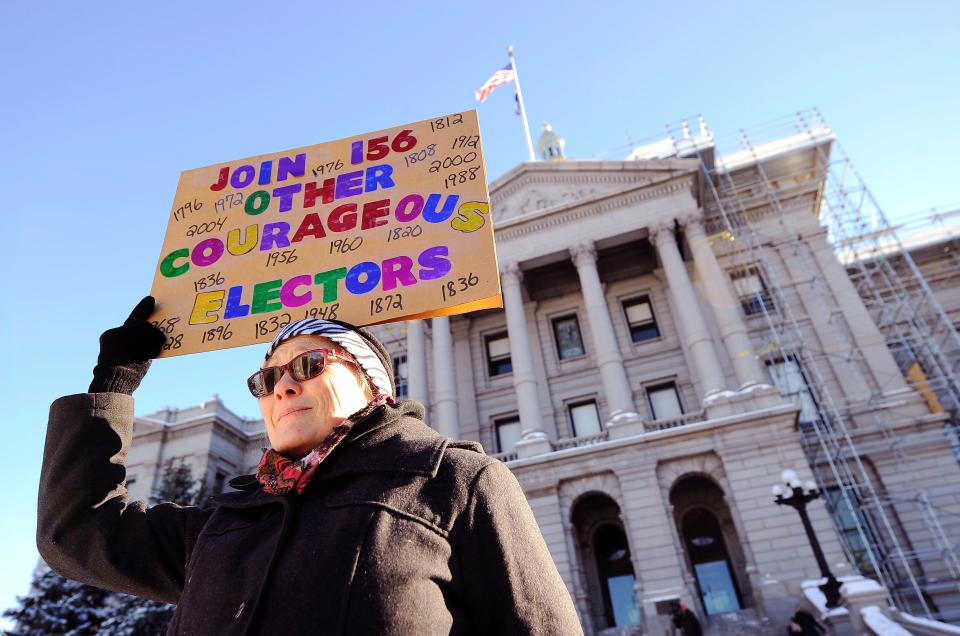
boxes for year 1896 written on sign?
[149,111,501,357]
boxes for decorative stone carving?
[677,213,705,232]
[569,242,597,269]
[655,452,729,496]
[647,219,676,246]
[518,189,552,214]
[499,262,523,286]
[558,471,625,512]
[561,187,597,200]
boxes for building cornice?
[134,413,264,443]
[489,158,699,199]
[492,172,651,206]
[495,176,695,241]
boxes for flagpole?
[508,45,536,162]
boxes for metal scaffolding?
[656,109,960,620]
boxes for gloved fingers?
[125,296,156,324]
[99,323,166,361]
[91,296,167,393]
[99,299,167,365]
[126,318,167,360]
[125,296,166,359]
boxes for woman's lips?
[277,407,311,422]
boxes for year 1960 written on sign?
[149,111,501,357]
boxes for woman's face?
[257,335,372,459]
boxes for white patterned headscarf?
[265,319,393,398]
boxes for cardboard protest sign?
[149,111,501,357]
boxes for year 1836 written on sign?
[149,111,501,357]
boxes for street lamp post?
[772,469,843,608]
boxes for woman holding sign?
[38,297,583,635]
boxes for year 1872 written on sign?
[148,111,501,357]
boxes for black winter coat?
[38,393,583,635]
[672,607,702,636]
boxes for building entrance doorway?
[572,494,641,630]
[681,507,741,614]
[670,475,754,615]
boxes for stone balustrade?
[493,410,711,462]
[643,410,708,433]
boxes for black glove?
[89,296,166,394]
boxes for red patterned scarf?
[256,396,389,496]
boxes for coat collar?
[219,400,480,506]
[311,399,458,482]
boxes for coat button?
[234,601,246,619]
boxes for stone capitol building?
[124,111,960,634]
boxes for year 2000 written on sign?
[148,111,501,357]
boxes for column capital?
[648,219,676,247]
[678,213,705,234]
[500,262,523,286]
[569,242,597,269]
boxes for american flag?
[475,63,516,103]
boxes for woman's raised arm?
[37,297,213,604]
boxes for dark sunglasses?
[247,348,357,398]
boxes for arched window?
[681,507,742,614]
[593,524,640,627]
[670,475,754,615]
[572,494,640,629]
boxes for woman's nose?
[273,370,303,398]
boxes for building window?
[485,332,512,377]
[730,266,774,316]
[569,400,602,437]
[393,355,409,398]
[553,315,585,360]
[766,357,819,425]
[823,487,876,575]
[623,296,659,342]
[495,416,522,453]
[647,382,683,420]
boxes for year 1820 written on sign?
[148,111,502,357]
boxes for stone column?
[682,216,768,388]
[501,263,544,432]
[570,242,637,416]
[650,221,726,397]
[430,316,460,438]
[405,320,429,407]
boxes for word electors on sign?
[189,245,452,324]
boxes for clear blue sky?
[2,0,958,622]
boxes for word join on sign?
[209,153,395,216]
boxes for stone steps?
[703,609,784,636]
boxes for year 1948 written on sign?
[149,111,501,357]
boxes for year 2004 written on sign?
[148,111,502,357]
